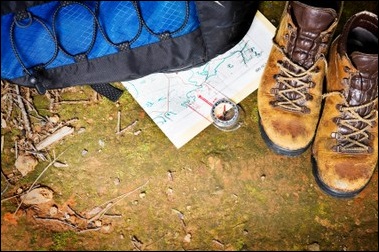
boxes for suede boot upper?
[312,11,378,197]
[258,1,343,154]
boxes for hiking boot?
[257,1,343,156]
[312,11,378,198]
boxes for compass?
[210,98,241,131]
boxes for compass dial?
[211,98,240,130]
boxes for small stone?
[95,220,102,227]
[20,187,53,205]
[98,140,105,148]
[139,192,146,199]
[78,127,86,134]
[114,177,120,185]
[101,224,111,233]
[53,161,68,168]
[307,242,320,251]
[15,154,38,176]
[167,187,173,195]
[183,233,191,243]
[48,114,60,124]
[1,116,7,128]
[49,205,58,216]
[133,130,142,135]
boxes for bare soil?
[1,2,378,251]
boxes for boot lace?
[324,91,378,153]
[269,44,324,114]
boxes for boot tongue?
[289,2,337,68]
[347,51,378,110]
[350,51,378,75]
[292,1,336,33]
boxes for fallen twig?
[88,203,113,223]
[131,235,143,251]
[1,135,4,153]
[117,110,121,133]
[15,85,32,135]
[67,205,87,221]
[1,171,11,196]
[172,208,186,231]
[103,213,122,218]
[6,92,47,122]
[34,215,79,230]
[35,126,74,151]
[15,140,18,160]
[54,100,91,105]
[77,227,101,233]
[88,180,149,222]
[116,119,138,135]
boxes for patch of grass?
[50,231,78,251]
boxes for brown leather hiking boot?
[257,1,343,156]
[312,11,378,198]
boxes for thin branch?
[117,110,121,133]
[67,205,88,221]
[15,85,32,135]
[77,227,101,233]
[15,141,18,160]
[1,168,15,196]
[116,119,138,135]
[6,92,47,122]
[1,135,4,153]
[2,184,43,202]
[34,215,79,230]
[88,180,149,222]
[54,100,91,105]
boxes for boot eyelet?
[335,104,344,111]
[331,132,339,139]
[332,145,341,152]
[365,146,373,153]
[343,66,351,73]
[269,101,278,107]
[308,82,315,88]
[270,88,278,94]
[305,93,313,101]
[301,107,310,114]
[332,117,340,124]
[312,67,320,73]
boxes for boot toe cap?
[312,154,377,198]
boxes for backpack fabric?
[1,1,258,101]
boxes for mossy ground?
[1,2,378,251]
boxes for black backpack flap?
[195,1,258,60]
[0,1,50,15]
[6,28,206,90]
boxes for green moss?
[50,231,78,251]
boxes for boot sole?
[258,113,310,157]
[311,156,367,199]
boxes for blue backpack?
[1,1,257,101]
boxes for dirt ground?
[1,2,378,251]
